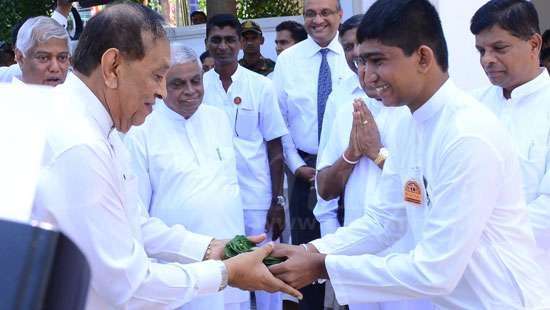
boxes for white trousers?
[244,209,282,310]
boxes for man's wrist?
[271,195,285,206]
[219,261,230,291]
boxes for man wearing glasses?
[271,0,354,308]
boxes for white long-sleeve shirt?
[272,34,354,173]
[203,65,288,210]
[32,73,224,309]
[125,102,248,307]
[316,93,411,231]
[311,80,550,309]
[471,69,550,251]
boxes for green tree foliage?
[0,0,53,43]
[237,0,302,19]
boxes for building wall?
[533,0,550,34]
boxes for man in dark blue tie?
[271,0,354,308]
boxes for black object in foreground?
[224,235,286,266]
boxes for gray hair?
[304,0,342,11]
[170,43,202,71]
[16,16,69,57]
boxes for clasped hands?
[345,98,382,163]
[211,235,329,300]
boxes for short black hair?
[206,14,241,39]
[339,14,363,38]
[73,2,166,76]
[470,0,540,40]
[543,29,550,45]
[357,0,448,72]
[275,21,308,43]
[199,50,211,62]
[191,11,207,19]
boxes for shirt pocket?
[235,108,258,141]
[518,142,548,200]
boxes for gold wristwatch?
[374,147,389,165]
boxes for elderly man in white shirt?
[32,3,301,309]
[4,16,69,86]
[0,0,72,83]
[272,1,353,307]
[269,0,550,308]
[202,14,289,310]
[470,0,550,280]
[125,45,249,310]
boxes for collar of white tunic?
[62,72,114,139]
[506,67,550,101]
[209,63,245,84]
[412,79,454,124]
[301,32,345,58]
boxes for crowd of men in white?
[1,0,549,309]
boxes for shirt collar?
[343,74,363,94]
[412,79,454,124]
[508,68,550,100]
[210,63,243,82]
[303,32,344,58]
[63,72,113,138]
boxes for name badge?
[404,179,422,206]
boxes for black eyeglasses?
[304,9,338,19]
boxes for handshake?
[213,235,329,301]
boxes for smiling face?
[357,39,424,110]
[475,25,541,95]
[206,26,241,66]
[112,35,170,132]
[303,0,342,47]
[165,61,204,119]
[16,37,69,86]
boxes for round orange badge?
[233,97,242,105]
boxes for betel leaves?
[223,235,286,266]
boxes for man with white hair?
[125,44,249,310]
[0,16,69,85]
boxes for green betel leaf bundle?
[223,235,286,266]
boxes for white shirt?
[32,73,223,309]
[316,95,411,233]
[203,65,288,210]
[471,69,550,251]
[311,80,550,309]
[51,10,68,29]
[125,102,247,306]
[0,64,21,83]
[272,34,354,173]
[314,74,371,235]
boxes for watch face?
[276,196,285,206]
[381,148,389,157]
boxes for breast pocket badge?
[404,179,423,206]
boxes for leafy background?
[0,0,302,43]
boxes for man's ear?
[529,33,542,54]
[260,35,265,45]
[14,48,25,65]
[101,48,121,89]
[417,45,435,73]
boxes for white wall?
[358,0,489,91]
[533,0,550,33]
